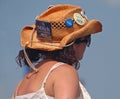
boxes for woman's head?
[18,4,102,71]
[16,35,91,69]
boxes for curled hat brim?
[60,19,102,46]
[21,19,102,51]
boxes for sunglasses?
[74,35,91,47]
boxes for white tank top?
[14,62,91,99]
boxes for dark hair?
[16,35,91,70]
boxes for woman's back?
[13,60,85,99]
[17,60,57,96]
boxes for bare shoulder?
[54,64,78,76]
[51,63,80,99]
[52,63,79,81]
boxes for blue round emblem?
[65,18,74,28]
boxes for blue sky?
[0,0,120,99]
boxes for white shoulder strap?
[79,82,91,99]
[41,62,64,87]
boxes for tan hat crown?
[21,4,102,51]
